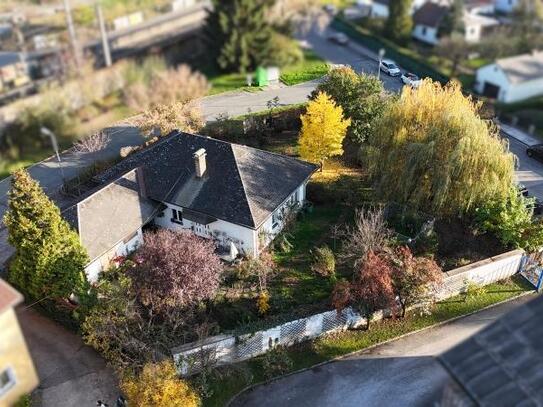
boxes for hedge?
[331,17,449,84]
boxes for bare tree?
[339,207,392,267]
[124,64,210,112]
[73,131,110,154]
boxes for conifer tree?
[204,0,275,73]
[298,91,351,170]
[4,170,89,300]
[384,0,413,44]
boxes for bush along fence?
[331,16,449,85]
[173,249,531,376]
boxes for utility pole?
[95,2,112,67]
[62,0,81,69]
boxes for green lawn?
[279,49,330,86]
[201,275,534,407]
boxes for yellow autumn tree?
[367,79,515,216]
[298,91,351,170]
[121,361,200,407]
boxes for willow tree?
[367,80,515,216]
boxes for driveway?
[17,307,119,407]
[231,294,534,407]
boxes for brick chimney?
[194,148,207,178]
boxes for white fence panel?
[173,249,526,376]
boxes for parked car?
[401,72,421,87]
[526,144,543,162]
[327,32,349,45]
[380,59,401,76]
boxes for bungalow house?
[412,0,499,45]
[65,131,318,282]
[474,51,543,103]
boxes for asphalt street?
[231,294,534,407]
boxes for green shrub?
[464,279,486,298]
[311,245,336,278]
[261,346,293,379]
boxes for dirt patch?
[434,218,506,271]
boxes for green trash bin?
[256,66,268,87]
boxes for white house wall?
[464,23,482,43]
[154,203,258,256]
[84,229,144,283]
[370,2,389,17]
[474,64,510,98]
[412,24,439,45]
[504,78,543,103]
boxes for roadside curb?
[225,290,535,406]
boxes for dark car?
[526,144,543,161]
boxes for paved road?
[232,294,534,407]
[17,307,119,407]
[508,134,543,199]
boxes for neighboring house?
[370,0,427,18]
[474,51,543,103]
[412,1,499,44]
[463,11,499,43]
[66,132,317,282]
[0,279,39,406]
[412,2,449,45]
[0,52,29,93]
[438,294,543,406]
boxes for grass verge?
[202,275,533,407]
[280,49,329,86]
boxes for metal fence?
[172,249,526,376]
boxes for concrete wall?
[0,308,39,405]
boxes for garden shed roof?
[439,294,543,406]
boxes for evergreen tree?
[384,0,413,44]
[4,170,89,300]
[204,0,275,73]
[439,0,465,37]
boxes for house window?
[0,367,16,397]
[272,212,279,229]
[171,208,183,225]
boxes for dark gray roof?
[65,169,157,262]
[439,295,543,407]
[95,132,318,229]
[413,2,449,27]
[496,51,543,85]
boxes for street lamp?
[377,48,385,81]
[40,126,66,184]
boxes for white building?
[370,0,427,18]
[474,51,543,103]
[412,2,449,45]
[65,132,317,282]
[412,1,499,45]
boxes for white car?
[401,72,422,88]
[327,33,349,45]
[380,60,401,77]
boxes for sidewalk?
[499,121,541,146]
